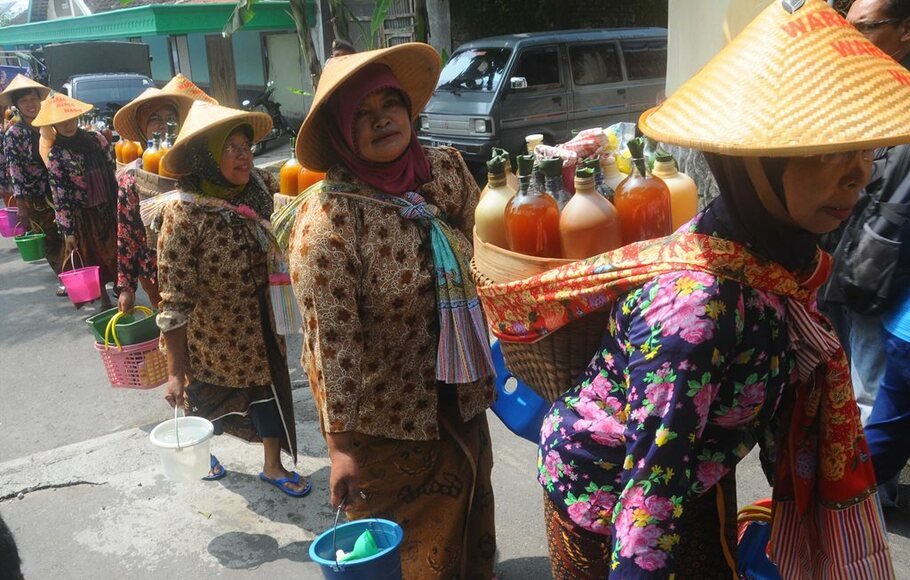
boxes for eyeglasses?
[147,114,178,125]
[852,17,902,34]
[222,142,254,157]
[817,150,876,165]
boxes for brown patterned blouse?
[288,147,495,441]
[156,172,284,388]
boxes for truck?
[40,41,154,120]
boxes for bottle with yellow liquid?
[560,166,622,259]
[651,151,699,231]
[142,132,162,175]
[279,139,301,195]
[474,153,515,249]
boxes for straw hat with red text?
[31,91,93,127]
[0,74,50,107]
[160,101,271,176]
[295,42,441,171]
[113,74,218,143]
[639,0,910,156]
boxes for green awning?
[0,2,307,46]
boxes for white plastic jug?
[149,409,214,482]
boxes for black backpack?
[820,145,910,315]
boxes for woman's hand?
[16,204,30,228]
[118,290,135,313]
[326,432,363,509]
[165,372,187,409]
[63,235,77,256]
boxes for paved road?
[2,199,909,577]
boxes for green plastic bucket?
[86,306,159,346]
[14,232,46,262]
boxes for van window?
[569,43,622,86]
[621,39,667,80]
[512,46,560,88]
[436,48,511,93]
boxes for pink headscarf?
[327,64,431,194]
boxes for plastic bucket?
[58,251,101,304]
[86,307,159,345]
[489,341,551,443]
[148,412,214,482]
[309,518,404,579]
[0,207,25,238]
[14,232,46,262]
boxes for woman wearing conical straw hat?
[32,91,118,309]
[288,43,496,579]
[112,74,217,314]
[479,1,901,577]
[0,75,65,285]
[151,101,304,492]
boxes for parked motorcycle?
[242,81,297,156]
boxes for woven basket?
[472,228,609,402]
[135,168,178,249]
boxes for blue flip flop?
[202,455,227,481]
[259,470,312,497]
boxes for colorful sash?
[477,232,894,579]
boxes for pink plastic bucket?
[0,207,25,238]
[58,251,101,304]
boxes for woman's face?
[144,104,178,139]
[54,119,78,137]
[15,91,41,122]
[219,130,253,186]
[780,151,873,234]
[352,88,412,164]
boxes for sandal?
[55,285,67,297]
[202,455,227,481]
[259,470,311,497]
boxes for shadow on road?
[214,465,334,527]
[495,556,553,579]
[208,531,312,569]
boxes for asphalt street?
[2,155,910,577]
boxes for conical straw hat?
[160,101,272,176]
[161,73,218,105]
[296,42,441,171]
[639,0,910,156]
[0,74,50,107]
[31,91,93,127]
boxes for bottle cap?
[574,166,595,179]
[525,133,543,144]
[539,157,563,177]
[486,155,506,176]
[516,154,535,177]
[655,148,675,163]
[583,157,602,173]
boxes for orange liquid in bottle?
[613,160,672,245]
[115,140,124,163]
[298,166,326,193]
[280,158,301,195]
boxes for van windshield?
[436,48,511,93]
[73,77,153,108]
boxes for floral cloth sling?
[477,232,894,579]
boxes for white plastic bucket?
[149,411,214,482]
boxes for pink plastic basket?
[94,336,167,389]
[0,207,25,238]
[58,250,101,305]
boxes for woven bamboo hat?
[31,91,93,127]
[296,42,441,171]
[112,88,194,142]
[0,74,50,107]
[162,73,218,105]
[639,0,910,156]
[160,101,271,176]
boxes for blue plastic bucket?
[490,341,551,443]
[309,518,403,579]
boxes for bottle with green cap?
[504,154,561,258]
[560,165,622,259]
[474,153,516,249]
[652,149,698,230]
[491,147,519,192]
[613,137,672,244]
[584,156,614,201]
[539,157,570,210]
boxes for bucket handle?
[27,219,43,234]
[103,306,155,351]
[331,491,374,570]
[61,249,85,273]
[173,404,183,450]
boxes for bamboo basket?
[472,228,610,402]
[135,168,178,249]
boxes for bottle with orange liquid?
[613,138,672,245]
[651,150,698,231]
[297,164,325,194]
[115,139,124,163]
[505,154,561,258]
[560,166,622,259]
[279,139,300,195]
[474,153,515,249]
[158,122,180,178]
[142,132,162,175]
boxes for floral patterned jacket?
[5,121,50,202]
[47,131,115,236]
[116,165,157,292]
[538,214,795,577]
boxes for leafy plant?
[369,0,392,49]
